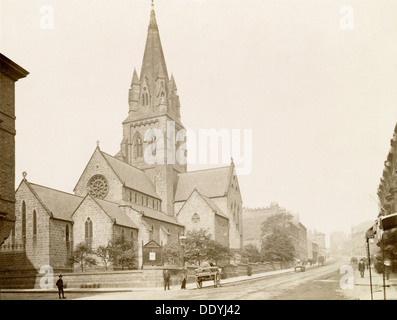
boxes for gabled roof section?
[201,194,229,220]
[100,151,160,199]
[174,166,232,202]
[91,197,139,230]
[129,202,183,227]
[28,182,83,222]
[176,188,228,220]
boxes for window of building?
[22,201,26,241]
[33,210,37,237]
[85,218,93,247]
[145,197,148,207]
[191,213,200,223]
[66,224,70,243]
[133,133,143,158]
[134,192,137,203]
[121,229,125,242]
[11,226,15,247]
[142,89,149,107]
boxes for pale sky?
[1,0,397,239]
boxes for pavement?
[0,264,303,294]
[341,266,397,300]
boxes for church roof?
[101,151,160,199]
[129,202,183,226]
[201,194,229,220]
[174,166,232,202]
[28,182,82,222]
[91,197,139,229]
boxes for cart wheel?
[196,280,202,289]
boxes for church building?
[0,5,243,272]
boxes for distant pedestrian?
[358,259,365,278]
[163,269,170,291]
[384,260,391,280]
[181,268,187,289]
[56,275,65,299]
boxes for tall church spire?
[140,4,169,103]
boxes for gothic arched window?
[142,88,149,106]
[33,210,37,236]
[66,224,70,243]
[133,133,143,158]
[85,218,93,247]
[22,201,26,241]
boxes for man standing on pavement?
[181,268,188,289]
[56,275,65,299]
[358,259,366,278]
[163,269,170,291]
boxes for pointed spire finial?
[96,140,100,148]
[131,68,140,86]
[151,0,154,8]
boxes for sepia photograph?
[1,0,397,306]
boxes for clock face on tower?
[87,174,109,199]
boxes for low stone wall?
[0,262,294,289]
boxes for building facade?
[243,203,308,260]
[0,54,28,246]
[350,221,377,257]
[0,6,243,272]
[307,230,326,258]
[375,122,397,263]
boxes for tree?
[162,243,182,266]
[68,242,97,272]
[184,229,213,265]
[206,240,231,265]
[242,244,262,263]
[108,237,138,270]
[261,213,296,267]
[95,245,111,271]
[183,229,230,266]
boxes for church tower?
[116,4,186,217]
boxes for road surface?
[0,258,355,300]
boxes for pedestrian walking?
[163,269,170,291]
[358,259,365,278]
[56,275,65,299]
[181,268,187,289]
[384,260,391,280]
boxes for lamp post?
[179,235,187,268]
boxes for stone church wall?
[176,192,216,238]
[0,73,16,244]
[72,197,114,250]
[49,219,72,269]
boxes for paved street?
[2,257,396,300]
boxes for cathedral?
[0,5,243,272]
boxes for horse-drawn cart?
[195,266,222,289]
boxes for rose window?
[191,213,200,223]
[87,175,109,199]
